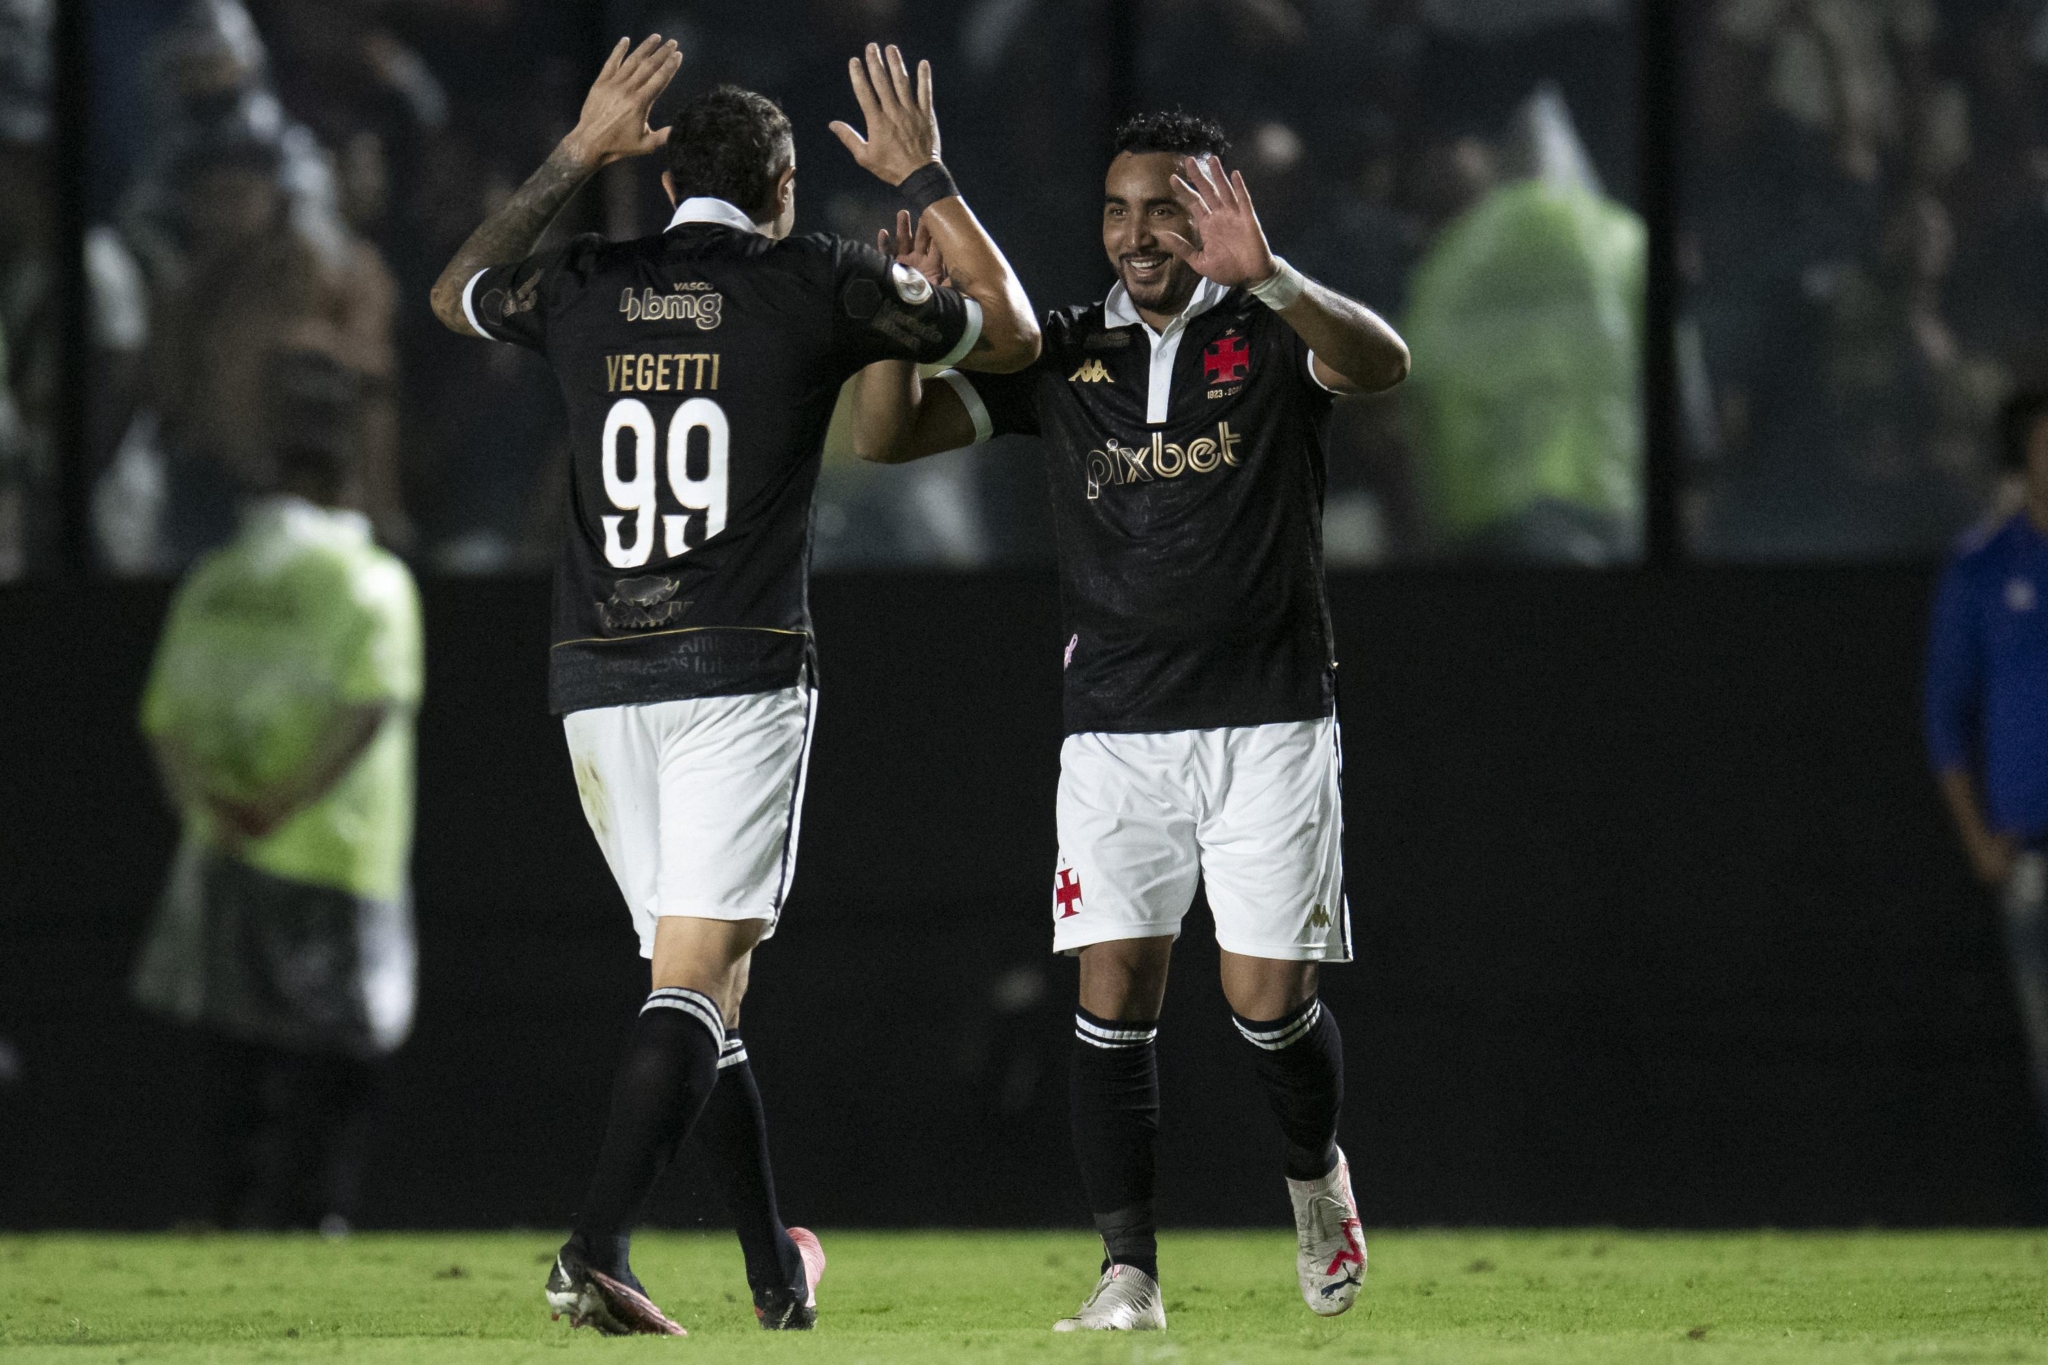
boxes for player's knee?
[1219,955,1317,1022]
[1077,937,1173,1020]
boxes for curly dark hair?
[664,86,793,221]
[2002,390,2048,471]
[1112,109,1229,160]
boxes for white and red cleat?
[1288,1147,1366,1316]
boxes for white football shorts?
[562,680,816,959]
[1051,716,1350,962]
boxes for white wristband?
[1247,256,1306,311]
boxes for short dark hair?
[664,86,793,221]
[1112,109,1229,160]
[2001,391,2048,471]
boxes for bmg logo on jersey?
[1084,421,1243,499]
[619,284,723,330]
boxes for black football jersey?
[949,278,1339,735]
[464,199,981,713]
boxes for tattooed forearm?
[430,142,600,334]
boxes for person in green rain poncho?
[131,426,421,1233]
[1403,103,1644,563]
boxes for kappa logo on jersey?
[1055,867,1084,918]
[1069,359,1115,384]
[619,285,724,330]
[1308,902,1331,929]
[1203,334,1249,384]
[1084,421,1244,499]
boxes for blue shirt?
[1924,512,2048,839]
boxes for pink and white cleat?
[754,1226,826,1330]
[543,1240,686,1336]
[1288,1147,1366,1316]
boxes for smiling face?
[1103,150,1201,319]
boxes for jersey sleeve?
[338,558,425,709]
[828,238,983,370]
[138,567,211,740]
[460,233,604,350]
[1267,306,1343,401]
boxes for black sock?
[571,988,726,1277]
[696,1033,805,1294]
[1233,996,1344,1181]
[1070,1009,1160,1279]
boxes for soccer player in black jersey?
[429,36,1038,1335]
[851,111,1409,1330]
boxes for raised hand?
[878,209,949,289]
[1160,155,1281,289]
[829,43,940,185]
[561,34,683,170]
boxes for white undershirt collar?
[1104,276,1231,423]
[244,494,371,545]
[666,196,766,235]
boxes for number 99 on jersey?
[600,396,730,568]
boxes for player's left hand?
[879,209,949,289]
[1161,155,1281,291]
[830,43,941,186]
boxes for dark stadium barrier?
[1,569,2040,1229]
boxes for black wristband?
[898,161,960,213]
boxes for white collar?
[1104,275,1230,336]
[666,196,765,235]
[244,494,371,544]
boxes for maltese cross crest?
[1055,868,1084,918]
[1203,334,1249,383]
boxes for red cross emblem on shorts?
[1203,334,1249,383]
[1055,868,1084,918]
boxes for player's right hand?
[879,209,949,289]
[830,43,940,185]
[561,34,682,170]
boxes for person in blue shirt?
[1925,390,2048,1176]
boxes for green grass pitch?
[3,1229,2045,1363]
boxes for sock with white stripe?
[1070,1008,1160,1279]
[1233,996,1344,1181]
[695,1033,806,1295]
[571,987,726,1277]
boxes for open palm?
[1160,155,1279,289]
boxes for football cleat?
[544,1237,686,1337]
[1288,1147,1366,1316]
[1051,1262,1166,1332]
[753,1226,826,1330]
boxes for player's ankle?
[1106,1253,1159,1280]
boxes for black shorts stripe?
[769,656,818,915]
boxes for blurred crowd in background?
[0,0,2044,576]
[1683,0,2048,557]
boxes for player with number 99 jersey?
[465,203,982,714]
[430,44,1038,1337]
